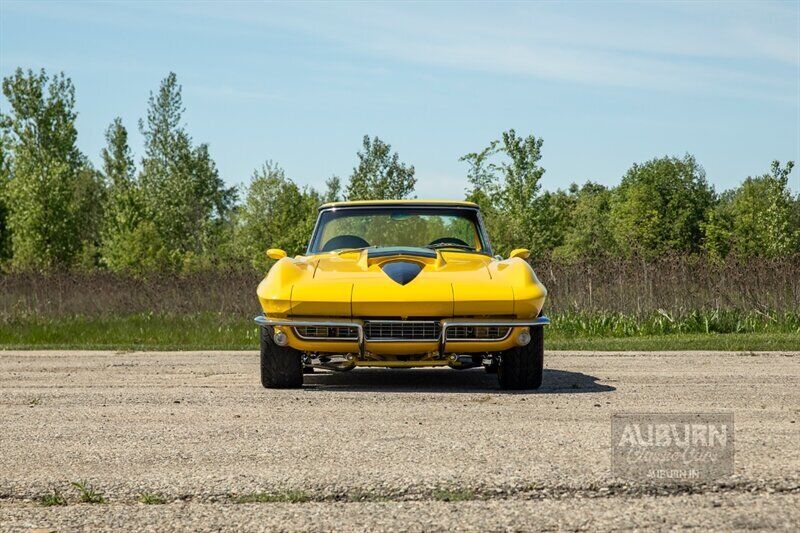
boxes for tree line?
[1,68,798,274]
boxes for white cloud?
[175,1,798,102]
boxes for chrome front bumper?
[253,315,551,358]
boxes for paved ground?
[0,350,798,531]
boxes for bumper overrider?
[254,315,550,359]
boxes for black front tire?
[260,327,303,388]
[497,326,544,390]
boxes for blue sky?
[1,0,798,197]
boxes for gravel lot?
[1,350,798,531]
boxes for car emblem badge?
[380,261,423,285]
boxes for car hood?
[258,247,546,319]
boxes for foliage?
[138,492,167,504]
[704,161,798,259]
[610,154,714,258]
[554,183,615,260]
[234,490,311,503]
[98,117,149,272]
[0,67,797,272]
[0,68,102,270]
[345,135,415,200]
[137,72,236,271]
[0,131,12,261]
[235,161,319,269]
[323,175,342,203]
[39,489,67,506]
[71,480,106,504]
[463,130,551,257]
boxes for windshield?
[308,207,490,254]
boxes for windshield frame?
[306,205,493,256]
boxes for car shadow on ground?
[303,367,615,394]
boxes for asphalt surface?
[1,350,798,531]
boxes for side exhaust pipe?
[306,353,356,372]
[447,354,482,369]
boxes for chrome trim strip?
[306,204,491,256]
[254,315,550,358]
[445,326,512,343]
[293,332,358,342]
[292,326,359,342]
[439,316,550,355]
[255,316,365,358]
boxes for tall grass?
[0,311,797,351]
[1,256,798,350]
[1,255,798,319]
[553,310,800,337]
[535,254,800,315]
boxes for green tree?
[610,154,714,257]
[0,68,101,270]
[705,161,797,258]
[462,130,548,257]
[346,135,415,200]
[98,118,156,272]
[554,182,615,260]
[702,189,734,260]
[236,161,319,270]
[536,188,574,254]
[462,140,500,223]
[323,175,342,203]
[0,131,12,262]
[138,73,236,270]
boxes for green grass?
[548,333,800,351]
[39,489,67,507]
[234,490,311,504]
[0,311,797,351]
[138,492,167,504]
[70,480,106,504]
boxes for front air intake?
[364,320,441,341]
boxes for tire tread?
[497,326,544,390]
[260,327,302,388]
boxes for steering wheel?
[321,235,370,252]
[428,237,470,247]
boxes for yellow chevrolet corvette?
[255,200,549,390]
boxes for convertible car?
[255,200,549,389]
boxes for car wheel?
[497,326,543,390]
[260,327,303,388]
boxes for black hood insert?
[380,261,424,286]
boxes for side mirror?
[509,248,530,260]
[266,248,287,260]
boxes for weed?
[138,492,167,504]
[39,489,66,506]
[71,480,106,504]
[234,490,311,504]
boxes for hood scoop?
[380,261,423,285]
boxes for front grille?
[446,325,510,341]
[293,325,358,340]
[364,320,441,341]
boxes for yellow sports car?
[255,200,549,389]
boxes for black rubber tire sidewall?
[260,326,303,388]
[497,326,544,390]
